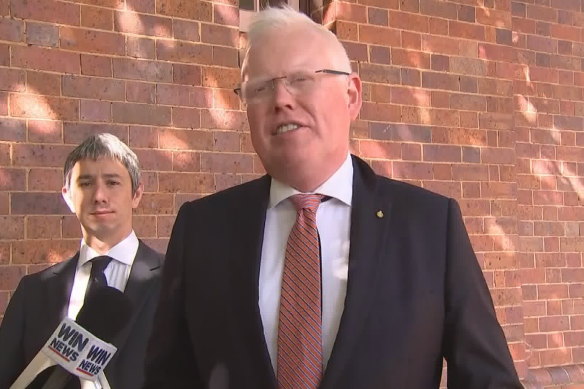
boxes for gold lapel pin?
[376,210,384,218]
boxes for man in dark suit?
[144,6,522,389]
[0,133,163,389]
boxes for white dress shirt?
[66,231,139,389]
[259,154,353,373]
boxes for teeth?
[276,123,300,134]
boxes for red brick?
[156,0,212,21]
[159,129,213,151]
[63,123,127,145]
[0,17,24,42]
[173,19,200,42]
[392,161,433,180]
[422,72,460,91]
[201,109,247,131]
[358,140,401,159]
[71,0,124,7]
[154,215,174,238]
[358,25,400,46]
[63,75,125,100]
[0,118,26,141]
[12,240,78,265]
[135,193,174,215]
[333,20,358,41]
[134,149,172,171]
[527,4,559,23]
[172,151,201,172]
[212,130,239,152]
[213,3,238,26]
[0,168,25,190]
[0,265,26,290]
[12,46,80,74]
[28,120,61,144]
[361,102,400,122]
[359,63,400,84]
[12,0,80,25]
[0,43,8,66]
[392,48,430,69]
[173,64,202,86]
[0,68,25,92]
[11,192,69,215]
[159,172,214,193]
[202,66,239,88]
[128,126,158,149]
[201,23,237,47]
[126,36,155,59]
[112,102,171,126]
[29,168,63,191]
[478,43,516,62]
[132,215,157,237]
[401,31,421,50]
[156,40,213,65]
[113,58,172,82]
[80,100,111,122]
[81,54,112,77]
[60,27,125,55]
[0,143,10,166]
[26,216,61,239]
[172,107,202,129]
[368,7,388,26]
[126,0,154,13]
[0,0,7,16]
[11,94,79,121]
[450,93,486,111]
[449,20,485,40]
[213,88,239,111]
[26,71,60,96]
[115,10,172,37]
[81,5,113,30]
[211,46,236,68]
[126,81,155,103]
[421,35,459,55]
[158,84,211,108]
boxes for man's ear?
[347,73,362,121]
[131,182,144,209]
[62,186,75,213]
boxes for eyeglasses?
[234,69,351,104]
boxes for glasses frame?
[233,69,351,102]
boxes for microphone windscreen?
[75,286,133,342]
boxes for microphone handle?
[40,367,77,389]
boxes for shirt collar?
[269,154,353,208]
[78,231,139,267]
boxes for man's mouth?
[275,123,301,135]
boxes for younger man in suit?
[144,6,522,389]
[0,133,163,389]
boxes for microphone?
[10,287,133,389]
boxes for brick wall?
[0,0,583,387]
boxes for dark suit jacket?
[144,156,521,389]
[0,241,163,389]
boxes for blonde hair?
[241,5,351,76]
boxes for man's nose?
[93,183,108,203]
[272,79,295,109]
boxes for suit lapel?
[227,175,277,387]
[320,156,393,389]
[46,254,79,323]
[112,242,161,351]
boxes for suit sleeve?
[143,204,204,389]
[0,277,29,388]
[442,199,522,388]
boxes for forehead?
[243,28,336,79]
[71,157,128,178]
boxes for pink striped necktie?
[277,193,325,389]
